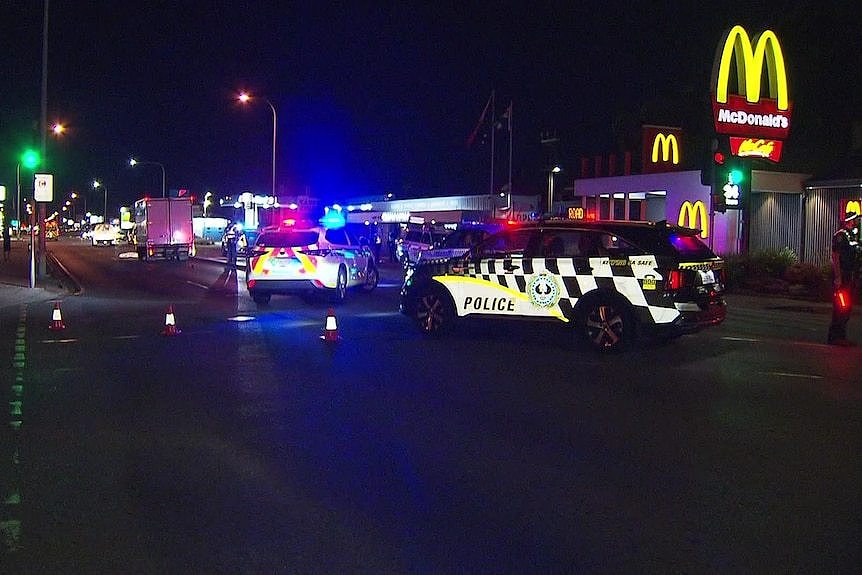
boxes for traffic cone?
[320,307,339,342]
[49,301,65,331]
[161,304,181,336]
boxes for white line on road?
[757,371,824,380]
[185,281,210,290]
[721,336,761,342]
[40,338,78,344]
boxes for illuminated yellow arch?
[716,25,789,110]
[678,200,708,239]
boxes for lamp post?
[238,92,277,198]
[547,165,561,216]
[129,158,166,198]
[93,180,107,222]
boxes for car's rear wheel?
[251,291,271,306]
[414,288,454,335]
[362,264,379,292]
[579,295,633,352]
[330,267,348,304]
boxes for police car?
[415,222,504,264]
[400,220,727,352]
[246,223,378,305]
[396,227,449,268]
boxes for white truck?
[133,197,195,261]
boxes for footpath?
[0,238,66,309]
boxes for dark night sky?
[1,1,860,214]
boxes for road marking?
[40,338,78,344]
[721,336,760,342]
[758,371,824,380]
[113,334,141,340]
[185,281,210,290]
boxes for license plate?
[698,269,715,284]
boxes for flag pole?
[507,101,513,214]
[489,90,496,198]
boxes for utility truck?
[133,197,194,261]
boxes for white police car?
[400,220,727,352]
[246,223,378,305]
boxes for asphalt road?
[1,239,860,572]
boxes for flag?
[466,92,494,147]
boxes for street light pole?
[547,166,561,216]
[238,92,277,198]
[93,180,107,222]
[129,158,167,198]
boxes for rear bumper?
[657,298,727,336]
[247,279,326,294]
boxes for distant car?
[90,223,122,246]
[396,227,448,268]
[415,223,505,264]
[245,223,378,306]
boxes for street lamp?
[93,180,107,222]
[238,92,277,198]
[547,165,561,215]
[129,158,167,198]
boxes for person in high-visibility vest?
[827,211,861,346]
[224,223,239,268]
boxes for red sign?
[729,137,783,162]
[641,126,683,174]
[712,95,792,140]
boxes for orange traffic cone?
[161,304,181,336]
[320,308,339,342]
[49,301,66,331]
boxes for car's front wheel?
[579,295,633,352]
[330,267,348,304]
[413,288,454,335]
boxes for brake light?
[666,270,686,291]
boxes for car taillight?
[666,270,686,291]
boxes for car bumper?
[247,278,329,293]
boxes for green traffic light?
[21,149,41,169]
[730,169,743,184]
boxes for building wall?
[803,186,862,265]
[749,192,803,256]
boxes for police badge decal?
[528,273,560,308]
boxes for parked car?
[246,223,378,305]
[400,219,727,352]
[396,227,448,268]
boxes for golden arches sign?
[651,133,679,165]
[678,200,708,239]
[715,25,789,110]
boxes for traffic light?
[714,155,750,211]
[708,149,728,213]
[21,149,41,170]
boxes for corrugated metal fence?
[750,192,802,257]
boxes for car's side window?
[325,229,349,245]
[599,232,642,257]
[474,229,536,259]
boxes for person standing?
[224,223,239,269]
[3,225,11,262]
[827,211,861,346]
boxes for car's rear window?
[256,231,319,248]
[666,233,716,259]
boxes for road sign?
[34,174,54,202]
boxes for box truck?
[133,197,195,261]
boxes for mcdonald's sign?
[677,200,709,239]
[642,125,683,173]
[842,199,862,219]
[711,25,793,142]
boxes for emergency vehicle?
[400,219,727,352]
[245,220,378,305]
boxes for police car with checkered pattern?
[400,220,726,352]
